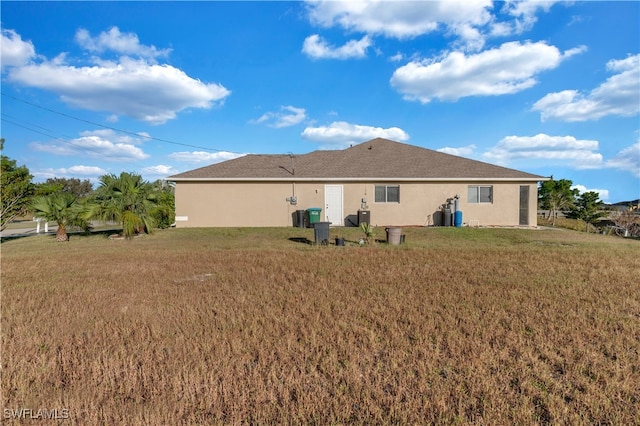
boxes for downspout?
[290,153,296,201]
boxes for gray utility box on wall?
[358,210,370,226]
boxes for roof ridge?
[168,138,545,180]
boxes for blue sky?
[1,1,638,203]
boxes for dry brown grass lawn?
[1,227,639,424]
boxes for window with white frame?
[468,185,493,203]
[375,185,400,203]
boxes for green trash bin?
[306,208,322,228]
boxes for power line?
[1,114,183,181]
[2,114,79,145]
[1,92,245,155]
[1,114,136,160]
[1,112,59,135]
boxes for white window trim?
[374,184,400,203]
[468,185,493,204]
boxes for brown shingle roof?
[168,138,544,181]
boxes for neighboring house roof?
[168,138,546,182]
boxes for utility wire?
[1,91,245,155]
[1,114,182,179]
[2,115,77,144]
[1,114,132,159]
[1,112,59,134]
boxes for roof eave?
[167,176,548,182]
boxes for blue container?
[454,210,463,227]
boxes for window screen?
[468,186,493,203]
[375,185,400,203]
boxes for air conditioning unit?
[358,210,370,225]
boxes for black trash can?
[313,222,331,245]
[294,210,305,228]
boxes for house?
[167,138,547,228]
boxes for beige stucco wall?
[174,180,539,228]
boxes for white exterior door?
[324,185,344,226]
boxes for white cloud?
[1,28,36,69]
[79,129,147,145]
[253,106,307,128]
[141,165,178,176]
[8,57,230,125]
[34,165,108,181]
[301,121,409,146]
[106,114,119,123]
[605,141,640,178]
[532,54,640,122]
[483,134,603,169]
[500,0,561,34]
[483,134,640,181]
[168,151,245,163]
[437,144,476,157]
[5,29,230,124]
[75,27,172,60]
[302,34,372,60]
[391,41,583,103]
[448,21,485,51]
[306,0,566,51]
[488,21,512,37]
[568,15,587,27]
[30,129,149,162]
[571,185,610,202]
[306,0,492,49]
[64,165,108,175]
[389,52,405,62]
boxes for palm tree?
[31,192,92,242]
[94,172,159,239]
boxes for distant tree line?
[539,177,638,234]
[36,177,94,198]
[1,138,175,240]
